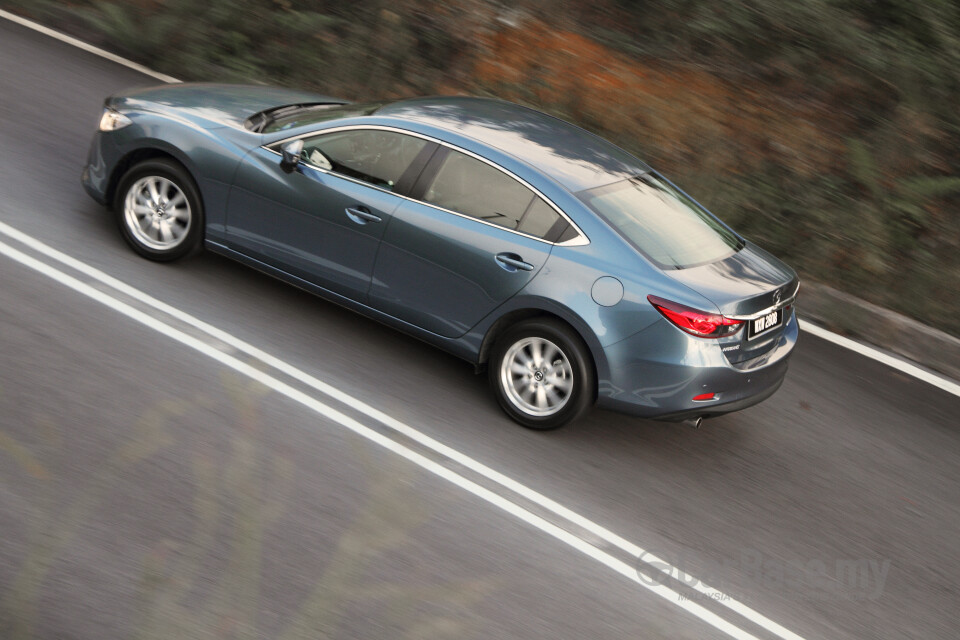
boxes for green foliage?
[896,176,960,201]
[847,139,883,202]
[80,0,181,62]
[36,0,472,96]
[63,0,341,84]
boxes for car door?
[226,127,435,302]
[369,147,574,338]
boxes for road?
[1,15,959,640]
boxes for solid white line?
[799,319,960,398]
[0,8,180,84]
[0,238,772,640]
[0,219,809,640]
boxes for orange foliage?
[473,19,845,178]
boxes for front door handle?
[495,252,535,272]
[346,207,382,224]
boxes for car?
[82,83,799,430]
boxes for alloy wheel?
[499,336,574,417]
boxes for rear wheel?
[115,159,203,261]
[489,318,594,429]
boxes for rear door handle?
[495,252,535,272]
[346,207,382,224]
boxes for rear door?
[369,147,572,338]
[226,127,435,302]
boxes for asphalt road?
[1,16,959,640]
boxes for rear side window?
[518,197,566,239]
[295,129,428,191]
[423,149,569,240]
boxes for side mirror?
[280,139,304,173]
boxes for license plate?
[747,309,783,340]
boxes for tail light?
[648,295,743,338]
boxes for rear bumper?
[649,373,786,422]
[596,308,798,420]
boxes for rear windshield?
[578,174,742,269]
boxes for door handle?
[346,207,382,224]
[495,252,535,272]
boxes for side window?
[297,129,428,191]
[423,150,534,231]
[422,150,570,241]
[517,197,567,241]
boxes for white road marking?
[0,236,777,640]
[1,227,810,640]
[5,6,956,636]
[0,222,813,640]
[0,8,180,84]
[799,320,960,397]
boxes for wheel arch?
[105,144,200,209]
[477,304,607,404]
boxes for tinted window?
[518,197,566,240]
[424,150,534,230]
[579,174,741,268]
[296,129,428,191]
[422,150,568,241]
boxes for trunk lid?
[666,242,799,363]
[665,241,798,317]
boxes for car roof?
[375,96,648,193]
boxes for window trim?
[264,124,589,247]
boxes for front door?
[226,128,434,302]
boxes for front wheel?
[489,318,594,429]
[115,159,203,261]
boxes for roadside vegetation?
[4,0,960,335]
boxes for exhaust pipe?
[683,416,703,429]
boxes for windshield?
[247,102,385,133]
[578,174,742,269]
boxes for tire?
[489,318,595,429]
[115,158,203,262]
